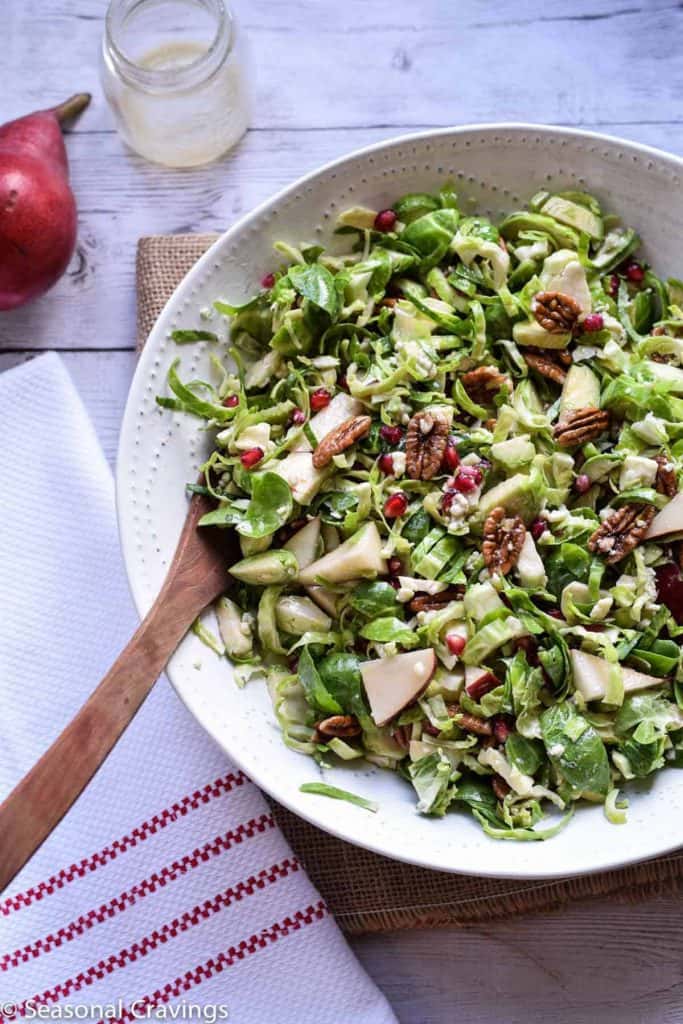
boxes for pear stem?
[53,93,92,127]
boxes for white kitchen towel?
[0,353,396,1024]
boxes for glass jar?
[101,0,250,167]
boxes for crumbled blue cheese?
[391,451,407,477]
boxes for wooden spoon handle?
[0,593,200,895]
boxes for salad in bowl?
[158,183,683,841]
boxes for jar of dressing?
[101,0,250,167]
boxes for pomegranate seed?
[380,424,403,445]
[441,490,456,512]
[446,633,467,656]
[388,576,401,590]
[291,408,306,425]
[442,440,460,472]
[423,721,441,737]
[530,518,546,541]
[222,394,239,408]
[492,714,513,745]
[625,262,645,284]
[452,474,477,494]
[582,313,604,332]
[384,491,408,518]
[378,453,395,475]
[548,609,564,620]
[466,671,499,701]
[310,388,331,412]
[388,556,403,574]
[374,209,397,232]
[574,473,591,495]
[288,656,299,672]
[261,272,276,289]
[240,447,264,469]
[607,274,619,298]
[452,466,483,493]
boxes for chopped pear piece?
[360,648,437,726]
[284,517,321,570]
[273,449,324,505]
[542,251,592,312]
[645,491,683,540]
[559,365,600,417]
[570,649,663,703]
[512,319,571,350]
[298,522,387,585]
[464,664,493,690]
[516,533,547,589]
[272,394,364,504]
[309,392,364,441]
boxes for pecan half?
[460,365,510,406]
[553,407,610,448]
[588,503,657,565]
[655,455,678,498]
[315,715,362,740]
[533,290,582,334]
[391,724,411,752]
[522,348,571,385]
[491,776,511,801]
[312,415,372,469]
[408,585,465,614]
[405,408,450,480]
[448,705,493,737]
[482,506,526,576]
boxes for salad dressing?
[101,0,249,167]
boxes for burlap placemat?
[136,233,683,935]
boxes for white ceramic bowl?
[118,125,683,877]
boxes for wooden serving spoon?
[0,490,236,895]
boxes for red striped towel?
[0,354,396,1024]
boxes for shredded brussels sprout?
[159,183,683,840]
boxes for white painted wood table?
[4,1,683,1020]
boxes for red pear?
[0,93,90,311]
